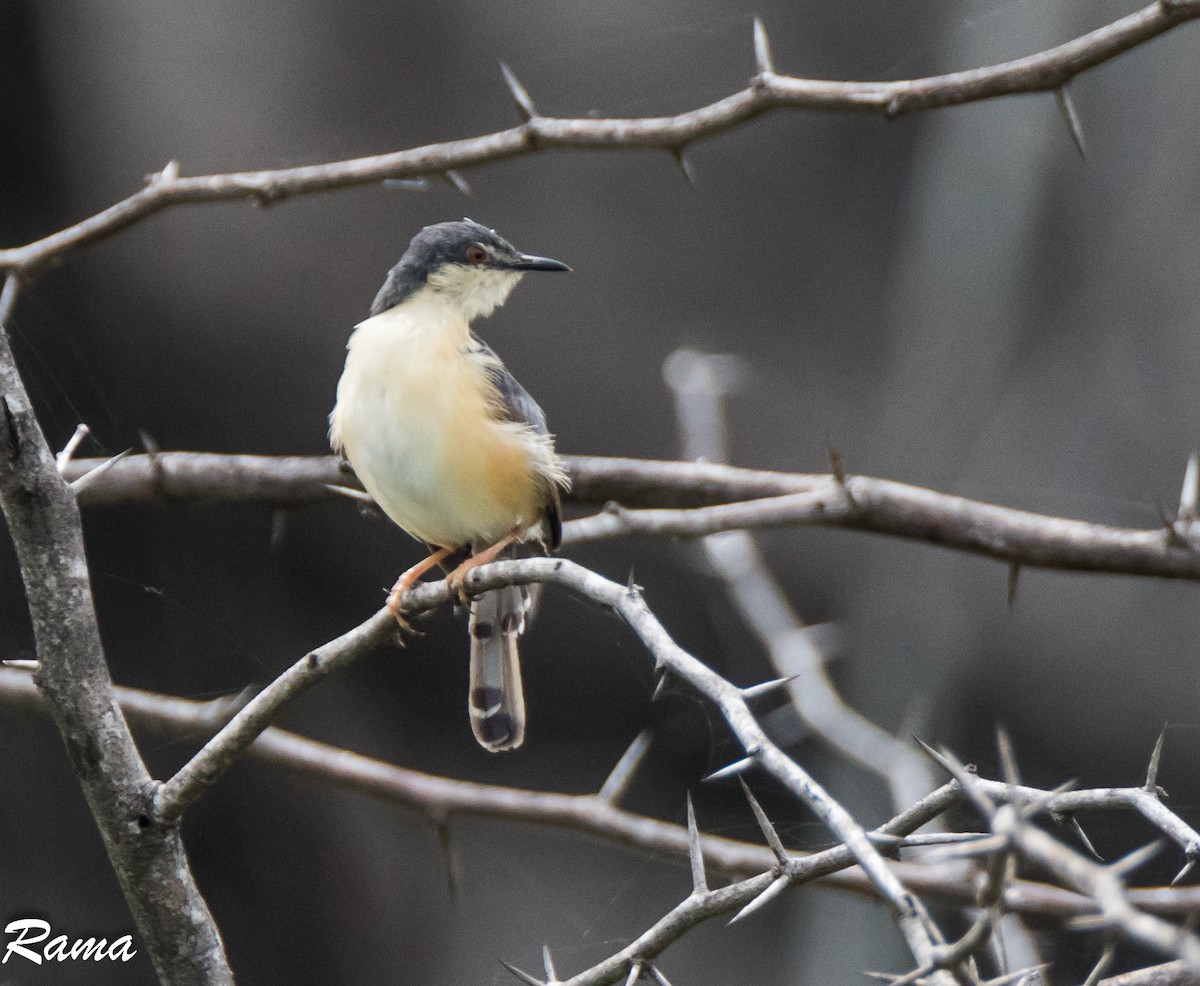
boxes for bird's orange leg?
[387,547,454,629]
[446,529,521,604]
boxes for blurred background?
[2,0,1200,983]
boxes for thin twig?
[2,3,1198,273]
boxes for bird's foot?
[387,547,454,630]
[445,531,520,605]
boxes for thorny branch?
[57,448,1200,585]
[123,552,950,980]
[665,349,1044,977]
[11,666,1200,927]
[2,3,1198,273]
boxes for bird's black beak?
[510,254,571,272]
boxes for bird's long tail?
[468,582,530,751]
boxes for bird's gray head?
[370,219,570,320]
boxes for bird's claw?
[386,586,415,632]
[445,570,472,607]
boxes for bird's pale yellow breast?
[330,301,546,549]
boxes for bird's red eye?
[467,244,489,265]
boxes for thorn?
[648,965,675,986]
[1055,86,1087,160]
[139,428,160,457]
[597,729,654,805]
[139,429,167,496]
[626,568,642,595]
[1160,501,1193,548]
[499,960,544,986]
[499,61,539,122]
[542,944,558,983]
[729,874,790,924]
[878,962,935,986]
[146,160,181,185]
[995,725,1020,786]
[670,148,697,189]
[826,437,857,507]
[1145,726,1167,793]
[1109,839,1163,877]
[444,170,473,197]
[827,436,846,485]
[910,833,1011,863]
[56,423,91,471]
[1180,453,1200,525]
[986,964,1051,986]
[435,819,460,901]
[913,738,993,814]
[740,675,799,703]
[1,659,39,671]
[686,794,708,892]
[912,736,956,774]
[1172,857,1197,886]
[1067,814,1103,860]
[70,448,131,495]
[1006,562,1020,609]
[738,778,789,864]
[651,670,670,701]
[1080,939,1116,986]
[752,17,775,75]
[702,755,756,783]
[324,483,375,504]
[624,962,644,986]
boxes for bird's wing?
[471,334,550,434]
[470,333,562,549]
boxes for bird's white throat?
[424,264,524,321]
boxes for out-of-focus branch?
[11,666,1200,922]
[2,3,1197,273]
[0,665,1121,920]
[0,277,233,985]
[63,450,1200,584]
[663,349,941,814]
[1099,963,1196,986]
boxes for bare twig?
[152,607,396,823]
[62,451,1200,584]
[2,3,1198,273]
[0,275,233,984]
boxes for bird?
[329,219,571,751]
